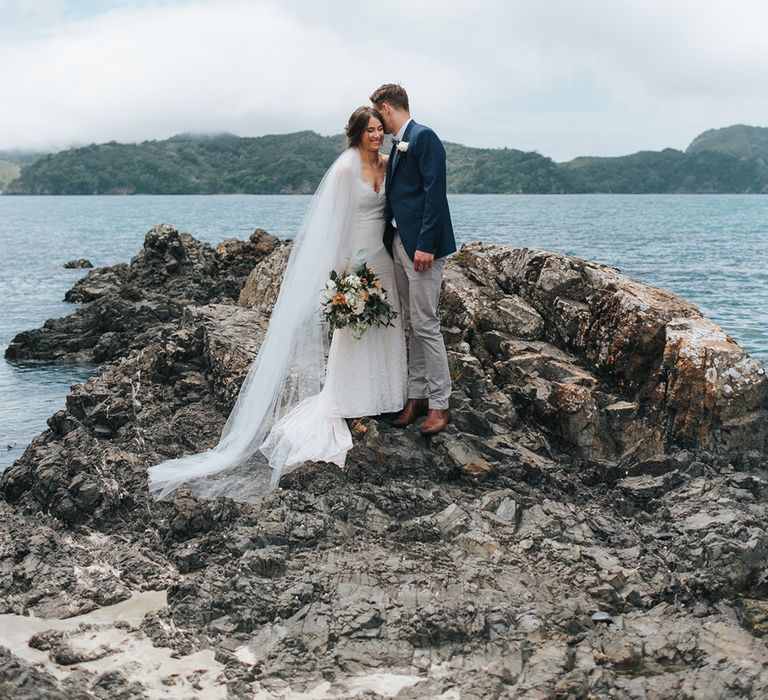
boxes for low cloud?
[1,0,766,160]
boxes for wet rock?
[618,473,681,507]
[63,258,93,269]
[29,628,114,665]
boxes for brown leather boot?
[419,408,451,436]
[392,398,428,428]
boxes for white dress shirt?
[394,118,412,143]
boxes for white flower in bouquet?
[322,279,337,303]
[352,297,366,315]
[346,290,366,316]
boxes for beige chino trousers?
[392,232,452,410]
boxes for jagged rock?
[0,230,766,697]
[63,258,93,269]
[447,243,767,464]
[64,265,128,303]
[237,240,292,312]
[0,646,71,700]
[5,224,279,364]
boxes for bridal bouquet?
[321,262,398,339]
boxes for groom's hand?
[414,250,434,272]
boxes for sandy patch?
[0,590,226,698]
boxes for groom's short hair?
[370,84,409,111]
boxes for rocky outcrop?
[1,227,766,698]
[442,243,767,466]
[62,258,93,269]
[4,224,281,364]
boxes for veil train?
[148,149,363,501]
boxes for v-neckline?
[360,176,383,194]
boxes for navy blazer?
[384,120,456,261]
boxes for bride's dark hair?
[345,106,384,148]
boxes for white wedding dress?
[260,178,407,470]
[147,149,406,501]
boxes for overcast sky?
[1,0,766,161]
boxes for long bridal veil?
[148,148,363,501]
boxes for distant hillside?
[0,160,21,190]
[6,132,347,195]
[0,148,50,166]
[0,148,49,190]
[560,147,768,194]
[686,124,768,161]
[4,125,768,195]
[445,143,567,193]
[5,132,568,195]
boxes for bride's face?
[361,117,385,152]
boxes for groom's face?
[375,103,394,134]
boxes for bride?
[148,107,407,501]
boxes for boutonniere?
[396,141,409,154]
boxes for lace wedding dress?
[148,149,406,501]
[260,178,407,470]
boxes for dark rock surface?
[63,258,93,269]
[1,227,767,697]
[5,224,281,364]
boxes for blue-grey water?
[1,194,766,471]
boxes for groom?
[370,84,456,436]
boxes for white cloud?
[1,0,767,159]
